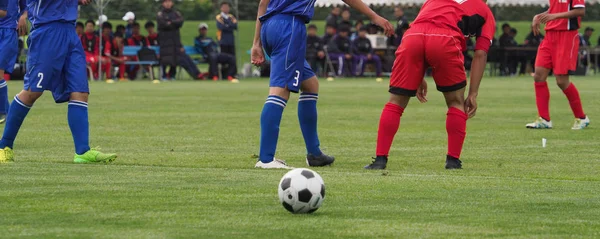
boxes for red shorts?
[535,30,579,75]
[390,25,466,96]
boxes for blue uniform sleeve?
[19,0,26,13]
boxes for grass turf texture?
[1,76,599,238]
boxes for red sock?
[446,107,467,159]
[535,82,551,121]
[376,103,404,157]
[563,83,586,119]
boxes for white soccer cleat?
[571,116,590,130]
[526,117,553,129]
[255,158,293,169]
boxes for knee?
[70,92,89,102]
[301,77,319,93]
[17,90,43,105]
[556,77,570,89]
[388,94,410,108]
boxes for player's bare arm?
[341,0,394,36]
[465,49,488,118]
[539,8,585,23]
[78,0,91,5]
[251,0,270,66]
[18,10,28,36]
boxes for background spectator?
[351,20,364,41]
[327,26,354,76]
[106,33,128,81]
[157,0,206,80]
[306,24,326,76]
[122,11,136,38]
[216,1,237,57]
[524,26,544,74]
[115,24,126,37]
[126,22,150,80]
[353,26,381,77]
[76,22,84,37]
[581,27,593,47]
[339,9,352,31]
[390,6,409,47]
[325,7,341,29]
[145,21,159,46]
[323,24,336,44]
[81,20,112,80]
[194,23,238,82]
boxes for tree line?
[79,1,600,22]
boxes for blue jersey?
[259,0,317,23]
[27,0,78,28]
[0,0,26,29]
[0,0,7,11]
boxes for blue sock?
[0,79,8,114]
[259,95,287,163]
[298,93,322,156]
[0,96,31,149]
[68,100,90,155]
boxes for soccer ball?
[278,168,325,214]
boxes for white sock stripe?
[13,96,30,108]
[265,100,286,108]
[299,95,318,99]
[69,100,88,105]
[267,97,287,106]
[0,82,7,88]
[298,98,317,102]
[69,102,89,108]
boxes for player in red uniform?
[526,0,589,130]
[365,0,495,170]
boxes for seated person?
[327,25,354,76]
[146,21,159,46]
[352,26,382,77]
[306,24,325,75]
[350,20,364,41]
[81,20,112,80]
[125,22,150,80]
[194,23,238,82]
[106,33,129,81]
[322,24,336,45]
[76,21,84,38]
[115,24,126,37]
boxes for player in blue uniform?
[251,0,393,169]
[0,0,117,163]
[0,0,26,124]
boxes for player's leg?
[554,31,589,129]
[366,34,425,170]
[61,30,116,163]
[371,55,383,77]
[527,34,553,128]
[427,34,469,169]
[0,29,18,123]
[255,16,300,169]
[299,62,334,167]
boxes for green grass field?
[0,76,599,238]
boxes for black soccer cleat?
[306,153,335,167]
[445,155,462,169]
[364,156,388,170]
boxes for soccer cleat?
[255,158,293,169]
[152,79,161,84]
[445,155,462,169]
[571,116,590,130]
[106,79,115,84]
[364,156,387,170]
[0,147,14,163]
[306,153,335,167]
[73,148,117,163]
[118,78,128,82]
[526,117,553,129]
[0,114,6,124]
[212,76,219,81]
[227,76,240,83]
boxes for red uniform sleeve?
[573,0,585,8]
[474,9,496,53]
[103,39,112,56]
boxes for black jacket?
[327,35,352,54]
[157,6,184,66]
[524,32,544,47]
[499,33,517,47]
[353,37,372,55]
[306,35,323,57]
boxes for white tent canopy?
[315,0,600,7]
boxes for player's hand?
[416,79,428,103]
[532,14,542,36]
[18,14,28,36]
[367,54,372,60]
[371,16,394,37]
[464,94,478,118]
[345,54,352,60]
[251,45,265,66]
[539,13,557,24]
[78,0,92,5]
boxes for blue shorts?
[261,15,315,93]
[24,22,88,103]
[0,29,18,74]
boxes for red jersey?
[126,35,149,47]
[545,0,585,31]
[81,33,99,55]
[147,33,159,46]
[411,0,496,53]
